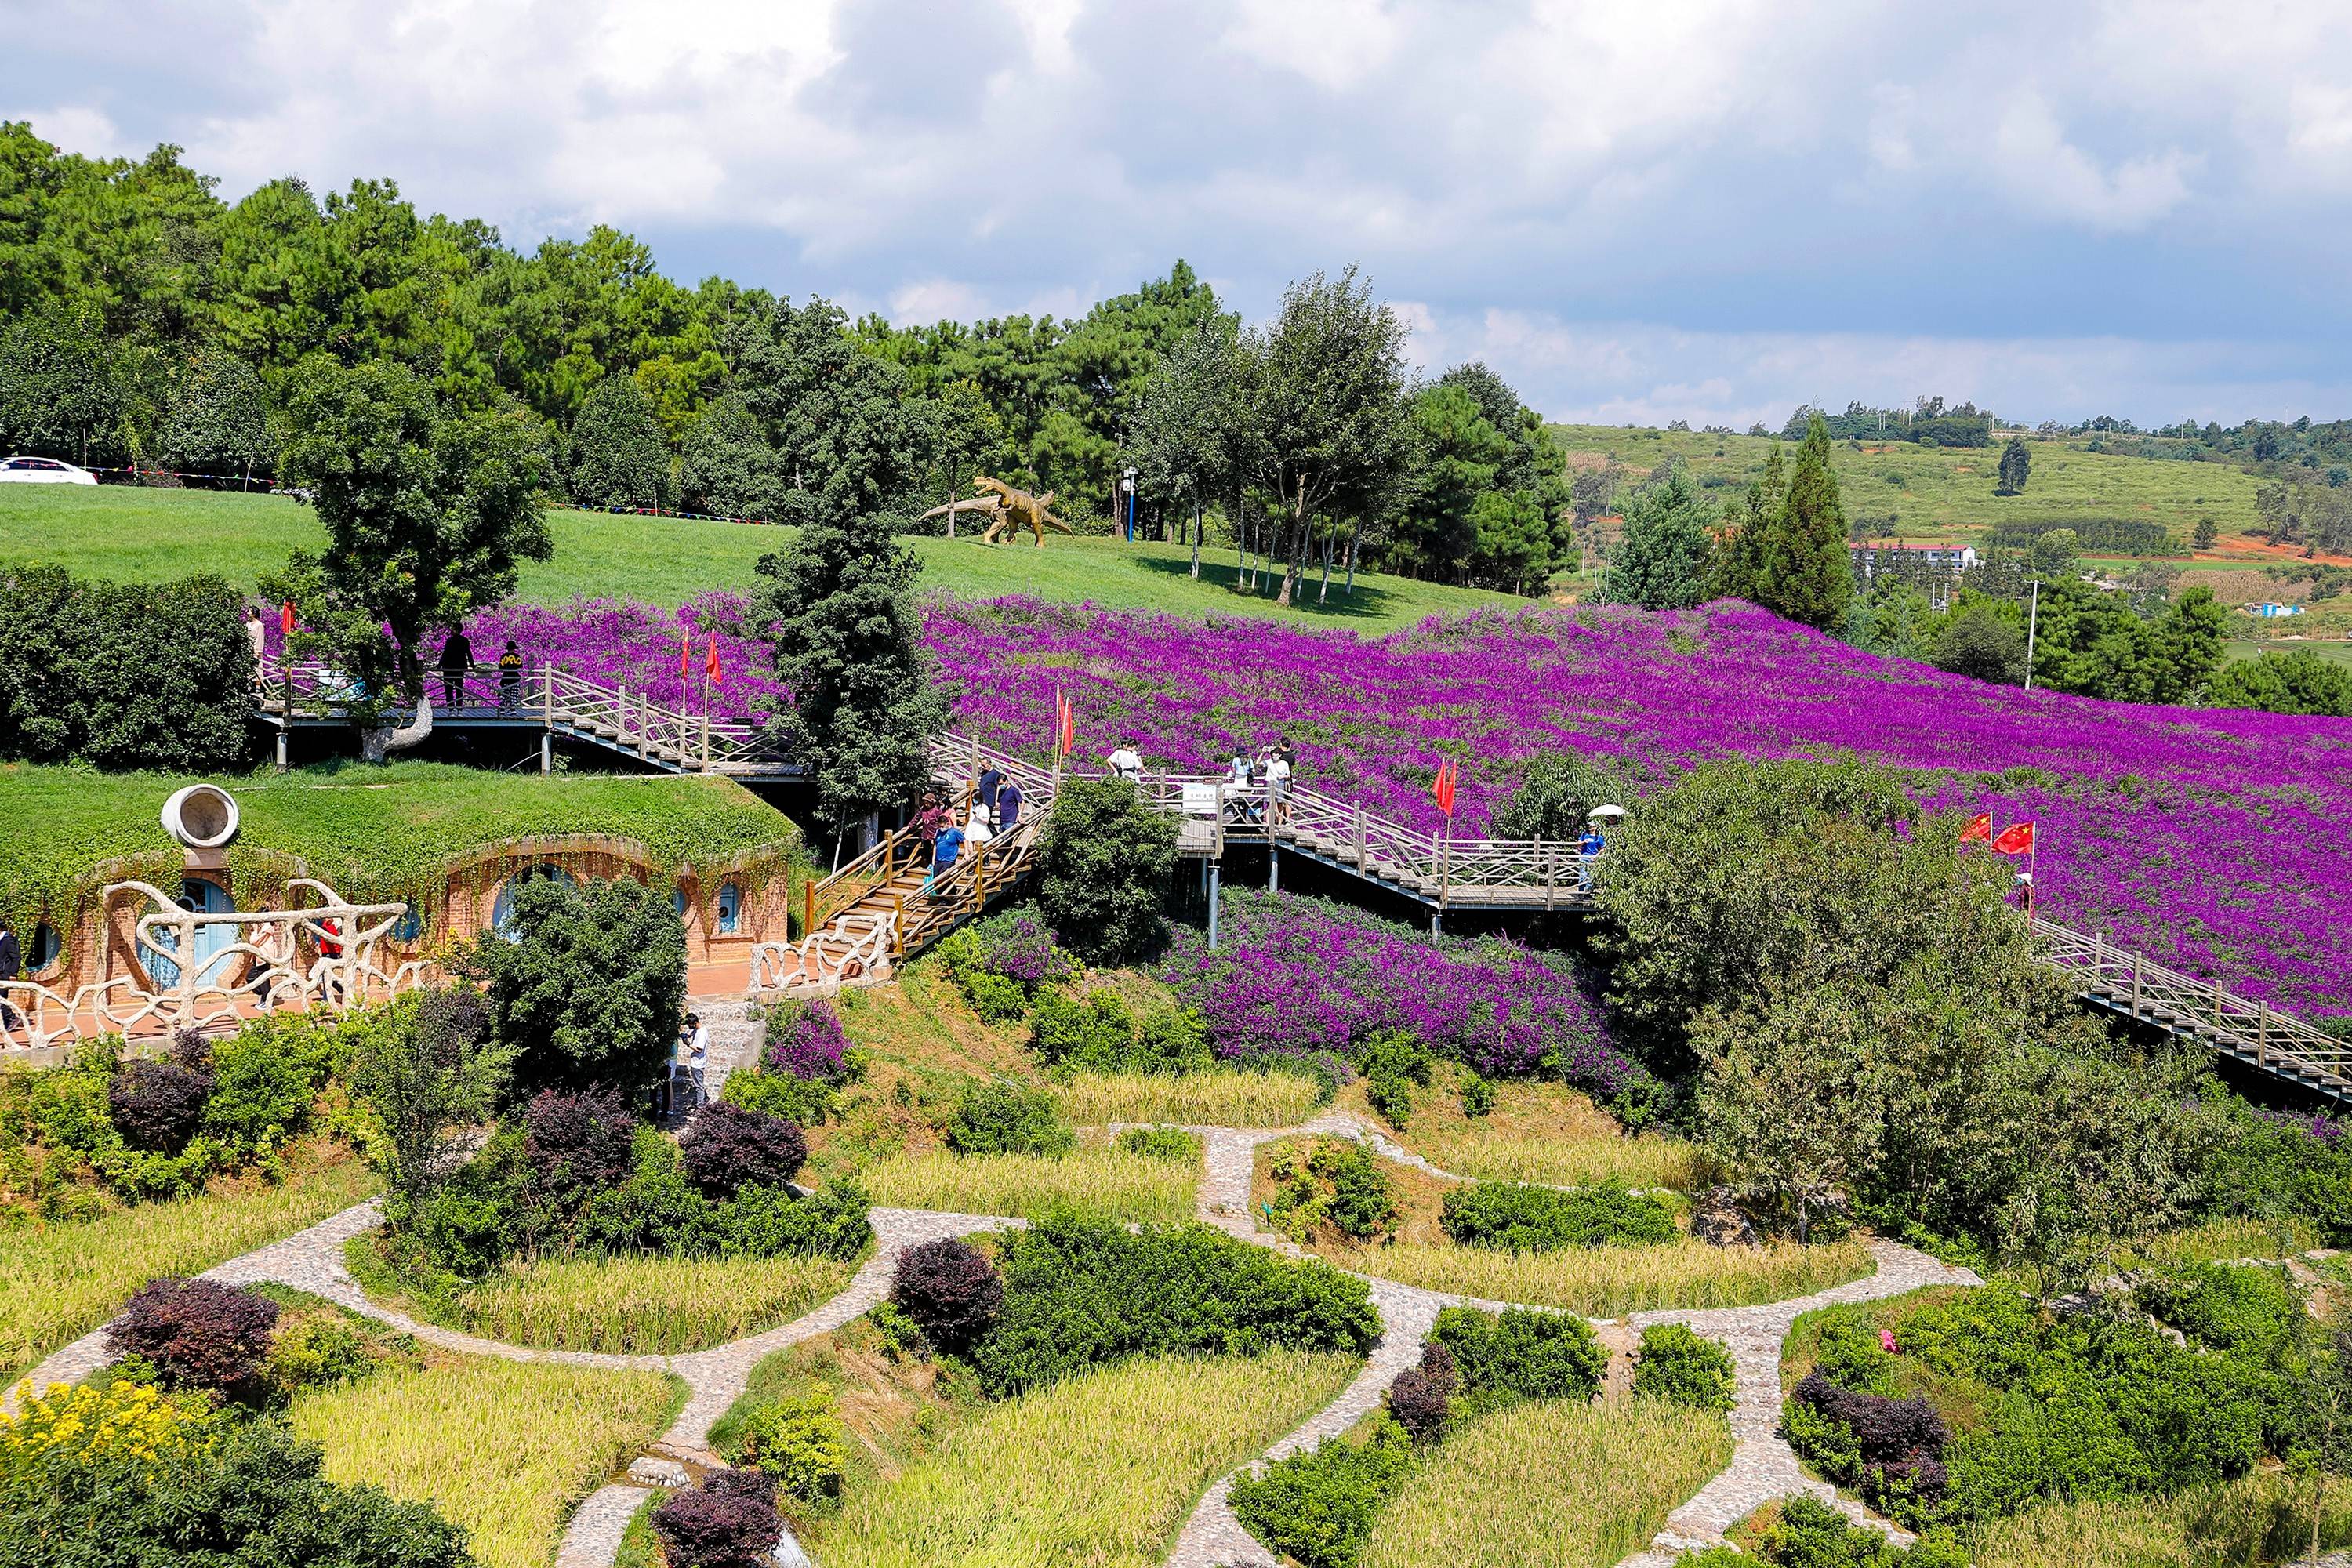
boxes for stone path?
[12,1110,1977,1568]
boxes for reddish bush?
[678,1102,807,1197]
[1387,1338,1458,1443]
[108,1276,281,1392]
[523,1087,637,1208]
[654,1469,780,1568]
[891,1237,1002,1355]
[109,1059,216,1153]
[1794,1368,1949,1504]
[416,985,491,1067]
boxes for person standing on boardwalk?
[1577,822,1605,891]
[924,817,966,893]
[1105,738,1143,782]
[498,637,523,711]
[997,776,1025,834]
[1263,744,1293,826]
[439,626,474,710]
[978,764,1004,818]
[244,606,267,670]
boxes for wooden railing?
[252,658,787,775]
[2032,917,2351,1092]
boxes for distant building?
[2252,602,2307,619]
[1850,543,1980,607]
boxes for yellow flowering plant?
[0,1377,212,1472]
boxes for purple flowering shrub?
[109,1276,281,1393]
[678,1102,808,1196]
[938,906,1081,1022]
[762,1000,852,1083]
[654,1468,780,1568]
[1167,890,1655,1115]
[523,1087,637,1210]
[891,1237,1003,1355]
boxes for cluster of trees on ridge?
[0,125,1569,598]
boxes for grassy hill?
[1549,423,2268,548]
[0,485,1508,630]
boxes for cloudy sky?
[11,0,2352,427]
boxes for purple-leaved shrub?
[678,1102,808,1197]
[891,1237,1002,1355]
[109,1276,281,1393]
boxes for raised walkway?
[9,1111,1977,1568]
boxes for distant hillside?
[1548,423,2269,554]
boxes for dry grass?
[2125,1216,2324,1267]
[1058,1069,1324,1129]
[805,1350,1359,1568]
[854,1143,1197,1225]
[291,1356,677,1568]
[455,1251,861,1355]
[0,1143,376,1382]
[1973,1473,2352,1568]
[1354,1237,1869,1315]
[1363,1397,1732,1567]
[1354,1073,1708,1191]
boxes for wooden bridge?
[240,668,2349,1101]
[252,659,800,780]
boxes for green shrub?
[962,969,1030,1023]
[1679,1495,1965,1567]
[1134,1007,1213,1073]
[1033,777,1178,964]
[970,1210,1379,1397]
[1632,1322,1737,1410]
[1029,989,1137,1073]
[1428,1305,1606,1413]
[1116,1125,1202,1163]
[1458,1072,1495,1119]
[725,1392,849,1506]
[1439,1179,1678,1251]
[1265,1138,1397,1243]
[866,1299,923,1359]
[261,1308,408,1396]
[2135,1261,2304,1362]
[946,1079,1076,1156]
[1365,1071,1414,1129]
[721,1069,836,1127]
[1228,1410,1414,1568]
[937,907,1080,1022]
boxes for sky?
[10,0,2352,429]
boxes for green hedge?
[1428,1305,1607,1413]
[0,562,252,773]
[1439,1179,1678,1251]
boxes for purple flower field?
[309,593,2347,1019]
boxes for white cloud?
[1220,0,1403,91]
[1989,94,2197,233]
[9,105,129,159]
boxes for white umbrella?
[1586,804,1627,819]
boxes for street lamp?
[1121,467,1138,543]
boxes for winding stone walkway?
[11,1112,1975,1568]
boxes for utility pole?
[2023,578,2042,691]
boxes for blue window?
[394,901,424,942]
[673,887,689,919]
[29,921,59,971]
[492,864,574,939]
[715,882,742,935]
[140,877,237,988]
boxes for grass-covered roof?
[1,761,805,949]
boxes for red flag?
[1991,821,2035,856]
[1432,759,1458,818]
[706,633,723,688]
[279,601,296,635]
[1959,812,1992,844]
[1056,690,1075,757]
[681,626,691,684]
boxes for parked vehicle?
[0,456,97,485]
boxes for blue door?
[141,878,238,988]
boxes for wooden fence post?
[1541,837,1553,911]
[1353,804,1366,869]
[2131,951,2142,1019]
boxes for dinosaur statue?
[917,475,1075,546]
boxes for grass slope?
[852,1143,1199,1225]
[289,1355,677,1568]
[1362,1397,1733,1568]
[0,1142,375,1383]
[1551,423,2267,546]
[0,485,1510,628]
[808,1349,1359,1568]
[1344,1070,1708,1191]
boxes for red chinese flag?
[279,600,296,634]
[1959,812,1992,844]
[1432,759,1457,817]
[1058,692,1075,757]
[1991,821,2035,856]
[681,626,691,684]
[706,633,723,688]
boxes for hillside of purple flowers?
[931,597,2352,1020]
[355,593,2347,1019]
[1165,889,1652,1109]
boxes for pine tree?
[1756,415,1853,630]
[755,510,949,832]
[1599,459,1715,610]
[1710,444,1785,603]
[568,373,671,509]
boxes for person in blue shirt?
[1577,824,1605,891]
[924,819,966,892]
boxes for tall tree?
[1994,434,2031,496]
[1239,267,1412,608]
[1755,414,1852,630]
[0,299,125,463]
[567,372,670,508]
[1710,444,1785,604]
[1127,319,1240,577]
[278,360,554,707]
[1599,458,1715,610]
[162,347,275,481]
[725,295,927,525]
[754,508,949,832]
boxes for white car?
[0,455,98,484]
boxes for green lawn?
[0,485,1510,629]
[1551,424,2267,546]
[2225,637,2352,667]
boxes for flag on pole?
[681,626,691,684]
[1991,821,2035,856]
[1432,759,1458,818]
[706,633,723,688]
[1054,688,1075,757]
[279,601,296,634]
[1959,812,1992,844]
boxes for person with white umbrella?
[1579,804,1624,891]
